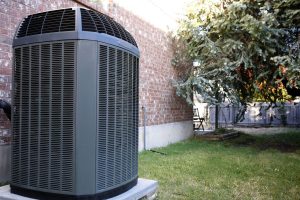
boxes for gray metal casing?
[11,7,139,198]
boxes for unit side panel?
[11,41,76,195]
[96,43,139,192]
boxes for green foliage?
[172,0,300,119]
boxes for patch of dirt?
[195,129,240,141]
[258,143,298,153]
[233,127,300,135]
[197,127,300,153]
[225,135,300,153]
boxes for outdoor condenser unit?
[11,7,139,199]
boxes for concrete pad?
[109,178,158,200]
[0,178,158,200]
[0,185,33,200]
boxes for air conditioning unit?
[11,7,139,199]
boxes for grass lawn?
[139,131,300,200]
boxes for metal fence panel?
[207,102,300,127]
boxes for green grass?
[139,131,300,200]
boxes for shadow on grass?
[222,131,300,153]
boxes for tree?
[172,0,300,125]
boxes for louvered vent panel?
[109,20,121,39]
[97,45,138,192]
[12,42,75,193]
[16,16,31,38]
[39,43,51,189]
[29,45,40,188]
[12,48,21,184]
[133,57,139,176]
[125,30,137,47]
[20,46,30,186]
[50,43,63,191]
[121,51,129,183]
[16,9,75,38]
[26,13,47,36]
[61,42,75,191]
[89,11,106,33]
[81,9,138,47]
[16,8,137,48]
[60,9,76,32]
[97,45,108,190]
[115,49,123,185]
[127,54,133,180]
[101,15,115,36]
[106,47,116,188]
[42,10,64,33]
[80,9,97,32]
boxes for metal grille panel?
[80,9,137,47]
[16,8,75,37]
[97,45,139,191]
[15,7,137,49]
[12,42,76,193]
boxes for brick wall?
[0,0,192,138]
[108,3,192,126]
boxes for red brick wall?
[0,0,192,138]
[108,3,192,126]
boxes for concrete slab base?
[0,178,158,200]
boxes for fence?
[196,102,300,128]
